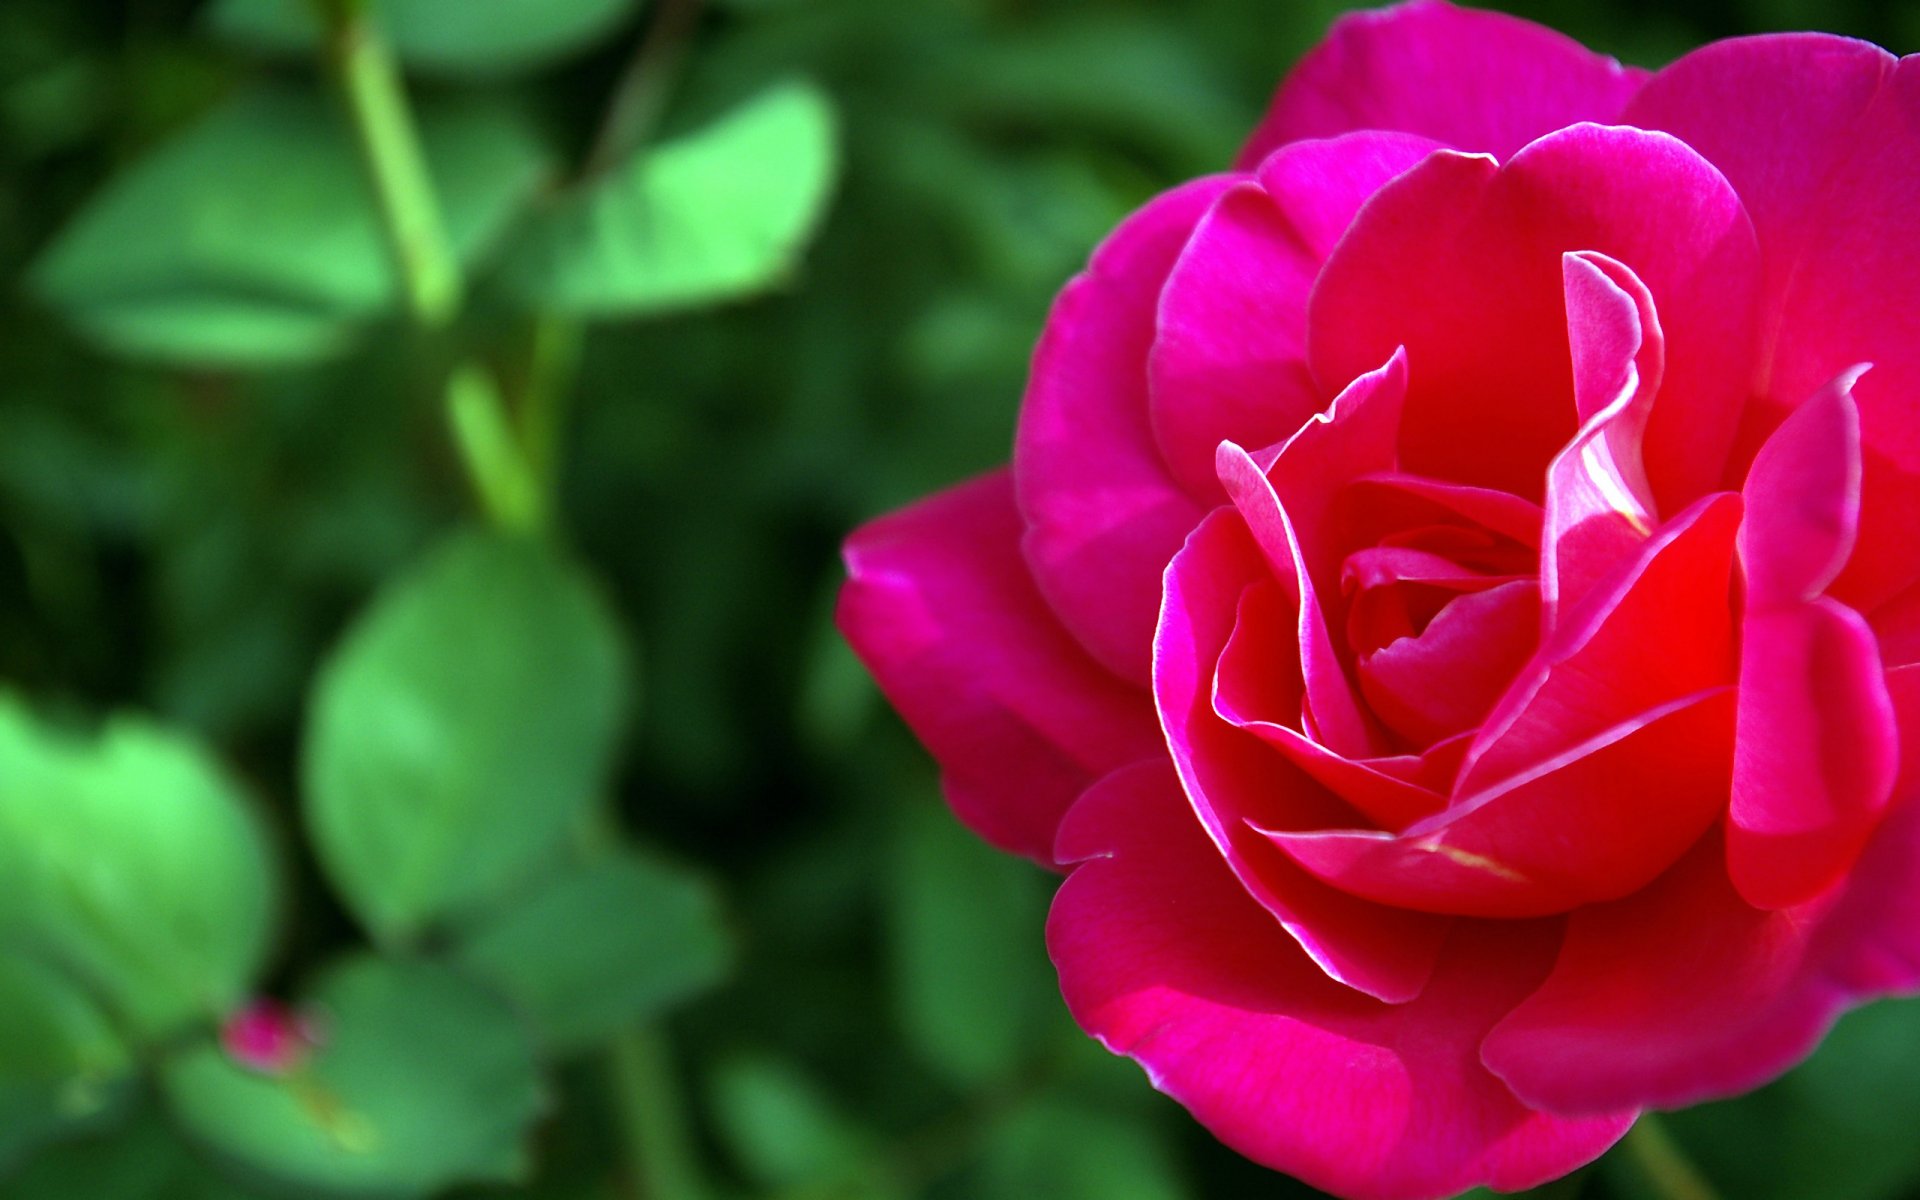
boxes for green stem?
[518,314,584,506]
[446,364,546,533]
[1622,1113,1722,1200]
[315,0,462,328]
[610,1027,707,1200]
[582,0,708,179]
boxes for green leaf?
[706,1054,894,1194]
[0,956,135,1171]
[162,956,547,1198]
[31,85,548,368]
[304,533,628,944]
[885,799,1056,1087]
[207,0,642,77]
[0,695,277,1041]
[454,853,731,1051]
[504,81,839,318]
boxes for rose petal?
[839,472,1164,865]
[1628,38,1920,609]
[1149,132,1441,498]
[1015,178,1225,683]
[1485,677,1920,1119]
[1309,125,1759,502]
[1729,599,1895,909]
[1360,581,1541,747]
[1050,761,1635,1200]
[1738,365,1867,608]
[1267,687,1734,919]
[1540,252,1662,627]
[1462,492,1741,791]
[1156,508,1449,1001]
[1239,0,1645,167]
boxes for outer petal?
[1627,37,1920,609]
[1015,179,1226,684]
[839,472,1163,865]
[1149,132,1440,498]
[1156,508,1448,1001]
[1308,126,1759,503]
[1239,0,1645,168]
[1484,669,1920,1115]
[1049,761,1636,1200]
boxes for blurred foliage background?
[1,1,1917,1199]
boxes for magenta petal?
[1309,125,1759,501]
[1150,132,1439,499]
[1360,580,1540,747]
[1156,509,1448,1001]
[1729,599,1896,909]
[1540,252,1662,627]
[1463,493,1741,791]
[1630,39,1920,609]
[1015,178,1225,684]
[1739,366,1867,608]
[1050,762,1635,1200]
[1239,0,1644,167]
[839,472,1164,866]
[1268,688,1734,918]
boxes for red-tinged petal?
[1049,761,1635,1200]
[1347,474,1544,551]
[1239,0,1644,168]
[839,472,1164,866]
[1540,252,1661,628]
[1308,126,1759,503]
[1156,509,1448,1001]
[1360,581,1540,747]
[1461,493,1740,792]
[1729,599,1896,909]
[1869,581,1920,669]
[1149,132,1441,499]
[1015,179,1226,684]
[1628,39,1920,609]
[1739,366,1866,608]
[1485,708,1920,1120]
[1267,688,1734,918]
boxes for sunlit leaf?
[504,81,839,318]
[0,694,277,1041]
[31,86,548,367]
[304,533,628,943]
[162,956,546,1197]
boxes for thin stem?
[1622,1113,1722,1200]
[314,0,462,328]
[518,314,585,505]
[610,1027,707,1200]
[445,365,547,533]
[582,0,708,180]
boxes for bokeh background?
[1,1,1917,1198]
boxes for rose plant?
[839,3,1920,1196]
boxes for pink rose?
[839,3,1920,1197]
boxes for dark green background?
[1,1,1916,1198]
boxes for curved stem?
[582,0,708,180]
[610,1027,707,1200]
[1622,1113,1722,1200]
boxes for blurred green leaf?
[454,852,732,1052]
[1618,997,1920,1200]
[504,80,838,318]
[974,1099,1190,1200]
[886,799,1056,1088]
[707,1053,897,1194]
[7,1109,272,1200]
[304,532,628,944]
[162,956,546,1197]
[31,85,548,368]
[0,694,276,1041]
[0,956,134,1171]
[206,0,643,77]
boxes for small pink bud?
[221,999,319,1075]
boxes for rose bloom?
[839,3,1920,1197]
